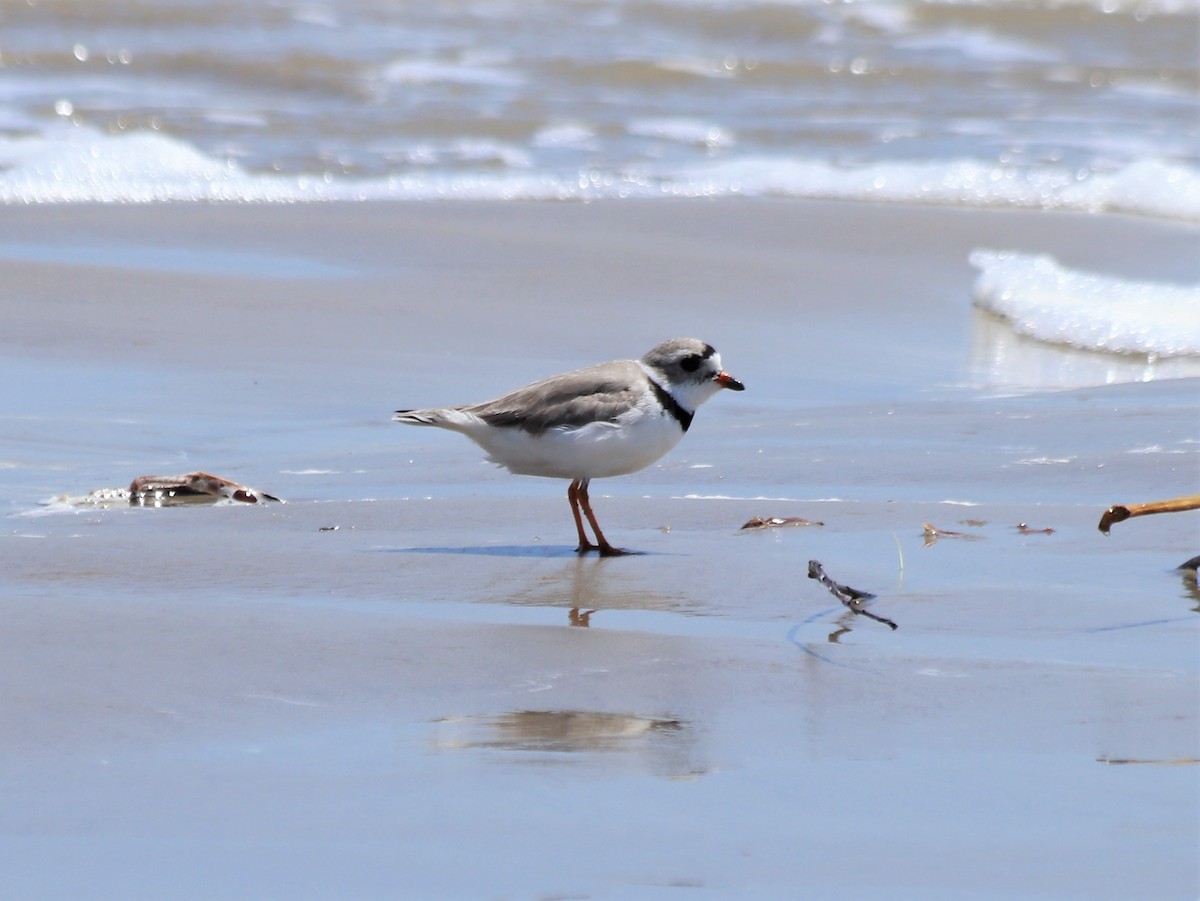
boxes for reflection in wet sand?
[1179,556,1200,613]
[502,555,693,621]
[431,710,705,777]
[827,625,852,644]
[969,309,1200,390]
[437,710,679,752]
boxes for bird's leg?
[576,479,627,557]
[568,479,599,554]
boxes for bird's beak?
[714,371,745,391]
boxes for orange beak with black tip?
[714,370,745,391]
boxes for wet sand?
[1,200,1197,899]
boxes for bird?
[393,338,744,555]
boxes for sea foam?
[2,124,1199,225]
[969,250,1200,358]
[666,156,1200,223]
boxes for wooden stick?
[1097,494,1200,534]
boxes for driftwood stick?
[807,560,898,630]
[1098,494,1200,534]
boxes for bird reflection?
[474,710,679,752]
[501,554,687,624]
[429,709,703,777]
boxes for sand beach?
[0,199,1196,898]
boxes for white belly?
[465,408,686,480]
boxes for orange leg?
[567,479,599,553]
[574,479,626,556]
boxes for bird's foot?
[576,541,632,556]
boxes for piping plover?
[393,338,744,555]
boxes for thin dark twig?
[807,560,898,630]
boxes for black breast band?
[648,379,693,432]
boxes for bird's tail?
[393,409,441,426]
[393,408,474,430]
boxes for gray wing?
[463,360,644,434]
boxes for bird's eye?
[680,355,702,372]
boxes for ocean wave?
[2,125,1198,224]
[627,118,736,149]
[665,156,1200,222]
[969,250,1200,358]
[379,56,525,89]
[655,0,1200,12]
[5,0,1194,222]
